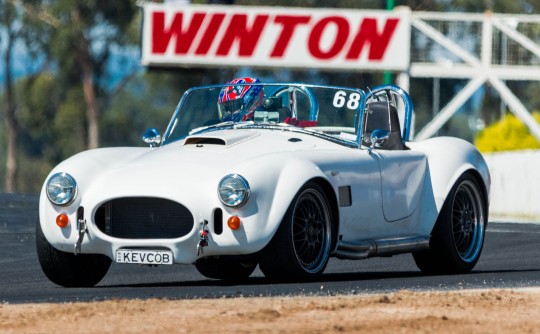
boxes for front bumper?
[39,191,276,265]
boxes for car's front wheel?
[413,172,487,274]
[36,221,111,287]
[259,181,333,281]
[195,256,257,280]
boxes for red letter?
[216,14,269,56]
[152,11,206,54]
[271,15,311,58]
[346,18,399,60]
[308,16,349,59]
[195,13,226,55]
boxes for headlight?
[46,172,77,206]
[218,174,250,207]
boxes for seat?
[361,101,407,150]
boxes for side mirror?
[368,128,389,153]
[142,128,161,148]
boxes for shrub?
[475,112,540,152]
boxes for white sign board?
[142,4,411,71]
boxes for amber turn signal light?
[56,213,69,228]
[227,216,241,230]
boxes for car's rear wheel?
[36,221,111,287]
[195,256,257,280]
[259,182,332,281]
[413,172,487,274]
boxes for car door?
[331,149,385,241]
[372,149,427,222]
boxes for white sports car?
[36,82,490,287]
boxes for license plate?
[116,249,173,265]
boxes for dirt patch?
[1,288,539,333]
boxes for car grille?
[94,197,194,239]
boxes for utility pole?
[383,0,395,84]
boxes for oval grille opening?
[94,197,194,239]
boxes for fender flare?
[409,137,490,214]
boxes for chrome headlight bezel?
[218,174,251,208]
[46,172,78,206]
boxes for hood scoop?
[184,131,260,147]
[184,137,226,146]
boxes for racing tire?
[259,182,332,281]
[413,172,487,275]
[195,257,257,280]
[36,221,111,287]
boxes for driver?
[217,77,264,122]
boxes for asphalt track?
[1,193,539,304]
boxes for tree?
[449,0,540,13]
[46,1,137,149]
[0,0,64,192]
[0,0,51,192]
[0,1,18,192]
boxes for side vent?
[338,186,352,207]
[213,208,223,235]
[77,206,84,221]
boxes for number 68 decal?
[333,91,361,110]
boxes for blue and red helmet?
[218,77,264,122]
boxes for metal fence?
[401,11,540,141]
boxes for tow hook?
[197,220,209,256]
[74,218,87,255]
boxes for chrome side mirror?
[368,128,389,153]
[142,128,161,148]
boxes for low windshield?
[163,83,365,144]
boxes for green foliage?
[48,1,137,86]
[101,72,174,147]
[450,0,540,13]
[53,88,87,159]
[475,112,540,152]
[18,73,86,162]
[232,0,385,9]
[18,74,58,156]
[15,154,53,193]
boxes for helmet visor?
[218,99,244,116]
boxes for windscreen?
[163,84,364,144]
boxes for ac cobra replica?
[37,82,490,287]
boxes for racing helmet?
[218,77,264,122]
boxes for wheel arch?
[308,176,340,252]
[410,137,491,216]
[437,164,490,217]
[259,158,335,245]
[458,168,490,223]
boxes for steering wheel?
[268,86,319,121]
